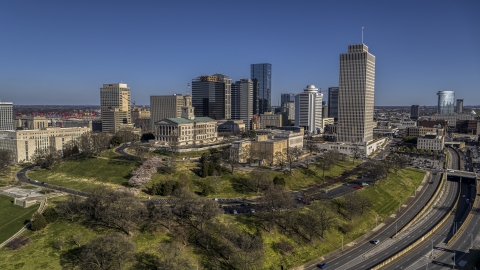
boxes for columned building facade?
[150,94,185,130]
[337,44,376,143]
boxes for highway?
[303,172,443,270]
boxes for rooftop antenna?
[362,26,364,44]
[187,83,190,95]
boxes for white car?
[373,239,380,245]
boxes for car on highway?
[317,263,328,269]
[233,210,238,214]
[372,239,380,245]
[354,185,363,189]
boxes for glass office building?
[437,91,455,114]
[251,63,272,114]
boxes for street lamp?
[422,256,429,270]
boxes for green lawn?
[0,195,39,244]
[147,159,361,199]
[0,206,185,270]
[256,167,425,269]
[0,168,425,270]
[27,156,139,192]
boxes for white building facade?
[295,85,322,134]
[0,127,91,163]
[417,133,444,151]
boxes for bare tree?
[350,144,365,164]
[274,149,287,169]
[304,141,319,155]
[221,147,239,174]
[363,161,388,186]
[0,149,13,176]
[78,233,136,270]
[286,147,302,173]
[83,187,146,235]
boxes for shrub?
[273,176,286,186]
[6,236,30,250]
[274,240,294,254]
[53,238,65,250]
[30,212,47,231]
[43,207,59,223]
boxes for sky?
[0,0,479,106]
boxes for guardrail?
[391,171,443,238]
[371,175,462,270]
[446,177,480,246]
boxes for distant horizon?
[11,104,480,108]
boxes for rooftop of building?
[167,117,216,124]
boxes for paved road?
[380,177,473,269]
[303,172,442,270]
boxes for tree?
[135,242,194,270]
[363,161,388,186]
[304,141,319,155]
[56,194,84,222]
[350,145,365,164]
[221,147,239,174]
[286,147,302,173]
[315,150,339,182]
[32,148,62,169]
[274,150,287,169]
[43,207,59,223]
[273,176,286,187]
[0,149,14,176]
[140,133,155,142]
[83,187,146,235]
[110,135,124,146]
[30,212,47,231]
[78,234,136,270]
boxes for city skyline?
[0,1,479,106]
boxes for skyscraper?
[100,83,131,133]
[0,101,14,131]
[280,93,295,105]
[295,85,323,134]
[411,105,420,120]
[191,74,231,120]
[327,87,339,122]
[456,99,464,114]
[437,91,455,114]
[231,79,253,129]
[251,63,272,114]
[337,44,376,143]
[150,94,186,130]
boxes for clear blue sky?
[0,0,479,106]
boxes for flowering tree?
[128,157,162,187]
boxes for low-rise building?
[0,126,91,163]
[417,133,444,151]
[15,116,49,130]
[255,128,303,149]
[217,120,246,134]
[231,135,288,165]
[259,112,283,129]
[406,126,444,137]
[314,138,386,157]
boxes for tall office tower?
[295,85,323,134]
[280,93,295,105]
[192,74,232,120]
[251,63,272,114]
[456,99,464,114]
[231,79,253,129]
[322,105,329,119]
[100,83,131,133]
[327,87,339,122]
[281,101,295,124]
[410,105,420,120]
[0,101,14,130]
[150,94,185,130]
[337,44,376,143]
[437,91,455,114]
